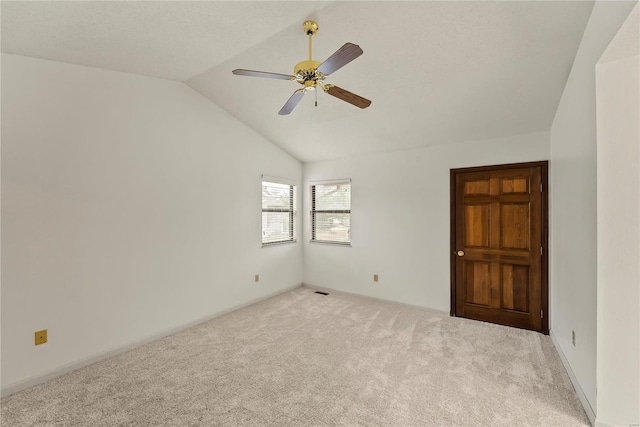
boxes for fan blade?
[317,43,363,75]
[278,89,306,115]
[232,69,295,80]
[326,85,371,109]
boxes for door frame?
[450,161,549,334]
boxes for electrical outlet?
[373,274,379,282]
[572,330,576,346]
[35,329,47,346]
[254,274,259,283]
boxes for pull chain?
[315,87,318,107]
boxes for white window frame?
[261,175,297,247]
[310,179,352,246]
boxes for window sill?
[309,240,351,247]
[262,240,297,248]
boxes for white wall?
[303,131,549,312]
[1,54,302,392]
[549,0,637,417]
[0,52,3,393]
[595,5,639,426]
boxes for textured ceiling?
[2,1,596,163]
[598,2,638,64]
[1,1,331,81]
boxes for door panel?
[464,261,490,306]
[501,176,529,194]
[501,264,529,312]
[500,203,530,250]
[464,204,490,247]
[465,180,490,195]
[451,162,548,333]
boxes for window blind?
[311,181,351,244]
[262,180,297,246]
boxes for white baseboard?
[550,330,596,426]
[1,283,302,397]
[301,283,450,316]
[594,421,618,427]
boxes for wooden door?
[450,162,548,333]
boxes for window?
[262,177,297,246]
[311,180,351,245]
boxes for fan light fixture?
[232,20,371,115]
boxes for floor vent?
[314,291,329,296]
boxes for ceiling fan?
[232,20,371,115]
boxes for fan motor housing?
[294,60,321,75]
[294,60,325,86]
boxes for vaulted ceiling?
[2,1,594,162]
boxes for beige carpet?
[1,287,589,426]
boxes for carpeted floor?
[1,287,589,426]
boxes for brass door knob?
[457,250,465,257]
